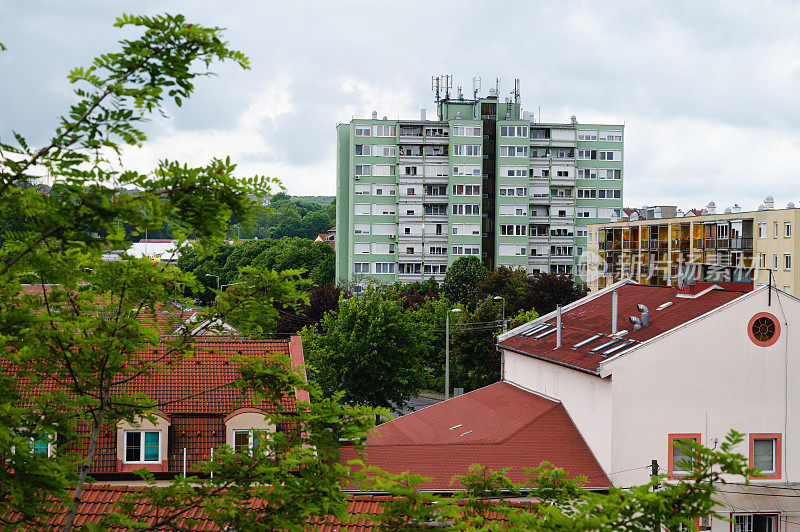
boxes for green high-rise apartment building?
[335,79,623,290]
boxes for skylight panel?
[572,333,605,349]
[534,327,557,339]
[657,302,674,311]
[521,323,551,337]
[603,340,637,356]
[590,338,623,353]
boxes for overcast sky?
[2,0,799,211]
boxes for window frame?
[749,433,781,479]
[123,430,161,464]
[667,433,701,479]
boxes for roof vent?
[733,203,742,213]
[382,116,387,120]
[505,112,511,120]
[765,195,775,210]
[571,115,578,125]
[789,202,796,209]
[372,111,378,119]
[724,207,732,214]
[706,201,716,215]
[629,304,650,330]
[758,204,766,211]
[456,112,462,119]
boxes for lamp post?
[445,308,461,400]
[494,295,506,333]
[220,282,240,291]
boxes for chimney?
[556,305,562,348]
[765,195,775,210]
[733,203,742,213]
[629,304,650,330]
[571,115,578,125]
[420,108,426,121]
[724,207,732,214]
[654,206,662,219]
[706,201,716,215]
[371,111,377,120]
[611,291,619,334]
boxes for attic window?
[603,340,637,356]
[656,302,673,311]
[590,338,624,353]
[573,334,604,349]
[459,430,473,437]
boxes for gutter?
[499,345,601,377]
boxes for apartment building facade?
[586,206,800,294]
[335,84,624,291]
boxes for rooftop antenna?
[495,77,500,96]
[472,76,481,99]
[431,76,441,103]
[513,78,520,104]
[443,74,453,99]
[457,85,463,99]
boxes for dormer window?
[225,408,276,454]
[124,431,160,463]
[233,429,269,456]
[32,435,52,456]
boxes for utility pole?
[651,459,660,532]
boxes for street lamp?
[220,282,240,291]
[493,295,507,333]
[205,274,220,292]
[445,308,461,401]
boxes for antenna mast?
[472,76,481,99]
[513,78,520,104]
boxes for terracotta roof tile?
[498,283,746,374]
[340,382,609,489]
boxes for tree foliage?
[442,256,488,307]
[302,288,431,409]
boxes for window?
[598,189,621,199]
[374,262,395,274]
[373,125,396,137]
[451,244,480,255]
[371,204,396,216]
[452,144,482,157]
[499,205,527,216]
[499,186,527,197]
[354,164,370,176]
[668,434,700,478]
[402,165,419,176]
[452,164,481,176]
[598,150,620,161]
[577,130,597,141]
[234,429,268,456]
[355,144,371,156]
[499,145,528,157]
[428,246,447,255]
[758,253,766,269]
[371,242,395,254]
[452,204,480,216]
[577,168,597,180]
[354,223,370,235]
[354,203,370,216]
[577,188,597,199]
[353,262,369,274]
[577,210,591,218]
[372,184,396,196]
[749,434,781,479]
[758,222,767,238]
[423,264,447,275]
[498,244,526,256]
[577,149,597,160]
[31,435,52,456]
[774,253,778,269]
[500,165,527,177]
[424,204,447,216]
[354,184,370,196]
[424,164,448,177]
[373,165,396,176]
[354,243,370,254]
[531,128,549,139]
[125,431,160,463]
[599,130,622,141]
[774,221,779,238]
[500,125,528,137]
[785,221,792,237]
[500,224,526,236]
[354,125,371,137]
[452,125,481,136]
[785,253,792,271]
[451,184,481,196]
[373,145,397,157]
[784,285,791,294]
[599,169,621,180]
[733,515,776,532]
[451,223,480,236]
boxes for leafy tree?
[442,256,487,307]
[521,272,588,316]
[275,282,344,335]
[450,296,504,391]
[301,288,430,409]
[0,14,379,531]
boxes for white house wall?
[602,288,800,488]
[503,351,613,473]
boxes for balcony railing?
[730,237,753,250]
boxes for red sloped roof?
[498,284,746,374]
[340,382,609,489]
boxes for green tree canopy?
[302,288,430,409]
[441,256,487,307]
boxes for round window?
[747,312,781,347]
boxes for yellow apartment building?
[586,207,800,293]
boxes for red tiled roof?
[498,283,746,374]
[24,487,531,530]
[339,382,609,489]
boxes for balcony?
[730,237,753,250]
[529,212,550,224]
[550,195,574,206]
[529,254,549,265]
[550,175,575,187]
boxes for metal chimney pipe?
[556,305,562,348]
[612,291,618,334]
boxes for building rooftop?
[339,381,609,490]
[498,282,748,375]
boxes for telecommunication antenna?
[513,78,520,104]
[431,76,441,103]
[443,74,452,99]
[495,77,500,96]
[472,77,481,99]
